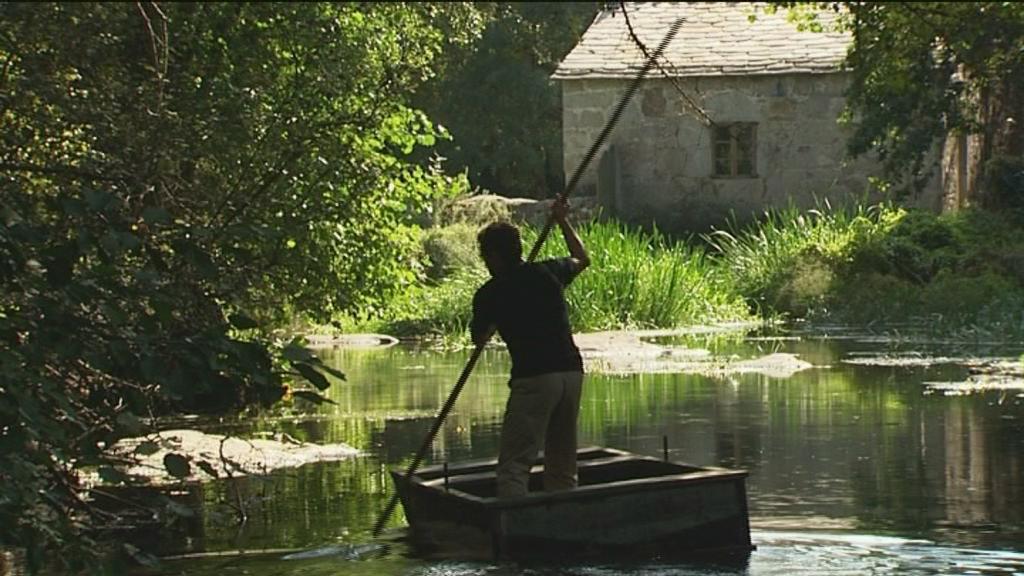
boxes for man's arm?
[551,197,590,273]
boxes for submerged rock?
[305,333,398,349]
[282,542,388,561]
[106,429,359,485]
[924,375,1024,396]
[575,328,813,378]
[842,355,969,367]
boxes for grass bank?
[710,203,1024,339]
[339,203,1024,344]
[344,219,751,343]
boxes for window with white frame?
[712,123,757,177]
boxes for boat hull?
[391,447,752,560]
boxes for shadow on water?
[127,325,1024,575]
[150,530,1024,575]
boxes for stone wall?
[561,74,945,232]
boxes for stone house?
[553,2,947,232]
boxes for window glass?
[711,123,756,177]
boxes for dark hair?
[477,221,522,265]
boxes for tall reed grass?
[363,219,750,343]
[347,202,1024,342]
[705,202,903,313]
[527,221,748,330]
[357,265,487,343]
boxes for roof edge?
[551,68,848,81]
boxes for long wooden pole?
[371,16,684,538]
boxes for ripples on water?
[142,329,1024,576]
[160,531,1024,576]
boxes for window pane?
[737,125,755,175]
[711,123,757,176]
[736,137,751,170]
[738,156,753,176]
[714,157,730,176]
[713,142,731,175]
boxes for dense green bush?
[0,3,467,570]
[986,155,1024,209]
[710,203,1024,336]
[833,210,1024,330]
[370,203,1024,342]
[421,223,483,282]
[706,203,902,315]
[413,2,599,198]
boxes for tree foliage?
[777,2,1024,201]
[413,2,600,199]
[0,2,464,570]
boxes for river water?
[146,326,1024,575]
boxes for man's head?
[477,221,522,276]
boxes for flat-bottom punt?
[391,447,753,560]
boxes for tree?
[414,2,600,199]
[777,2,1024,205]
[0,2,466,570]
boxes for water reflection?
[156,532,1024,576]
[147,329,1024,574]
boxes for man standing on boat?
[471,197,590,499]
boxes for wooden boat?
[391,446,753,560]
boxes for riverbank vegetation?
[2,1,1022,573]
[348,200,1024,344]
[350,218,751,341]
[713,203,1024,338]
[0,3,477,571]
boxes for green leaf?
[123,543,161,568]
[163,453,192,479]
[228,313,259,330]
[282,341,315,363]
[98,466,130,485]
[118,231,142,251]
[291,389,337,405]
[195,460,219,478]
[85,190,114,212]
[61,197,87,217]
[294,362,330,390]
[43,241,79,287]
[142,206,171,224]
[163,497,196,518]
[116,411,144,435]
[317,363,346,381]
[173,239,217,278]
[134,441,161,456]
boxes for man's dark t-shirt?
[471,258,584,379]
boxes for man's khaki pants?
[496,370,583,499]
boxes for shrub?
[367,219,751,342]
[421,223,482,282]
[772,251,836,318]
[826,208,1024,334]
[986,155,1024,210]
[826,271,920,323]
[706,203,902,316]
[369,204,1024,341]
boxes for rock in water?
[282,543,388,561]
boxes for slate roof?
[552,2,850,80]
